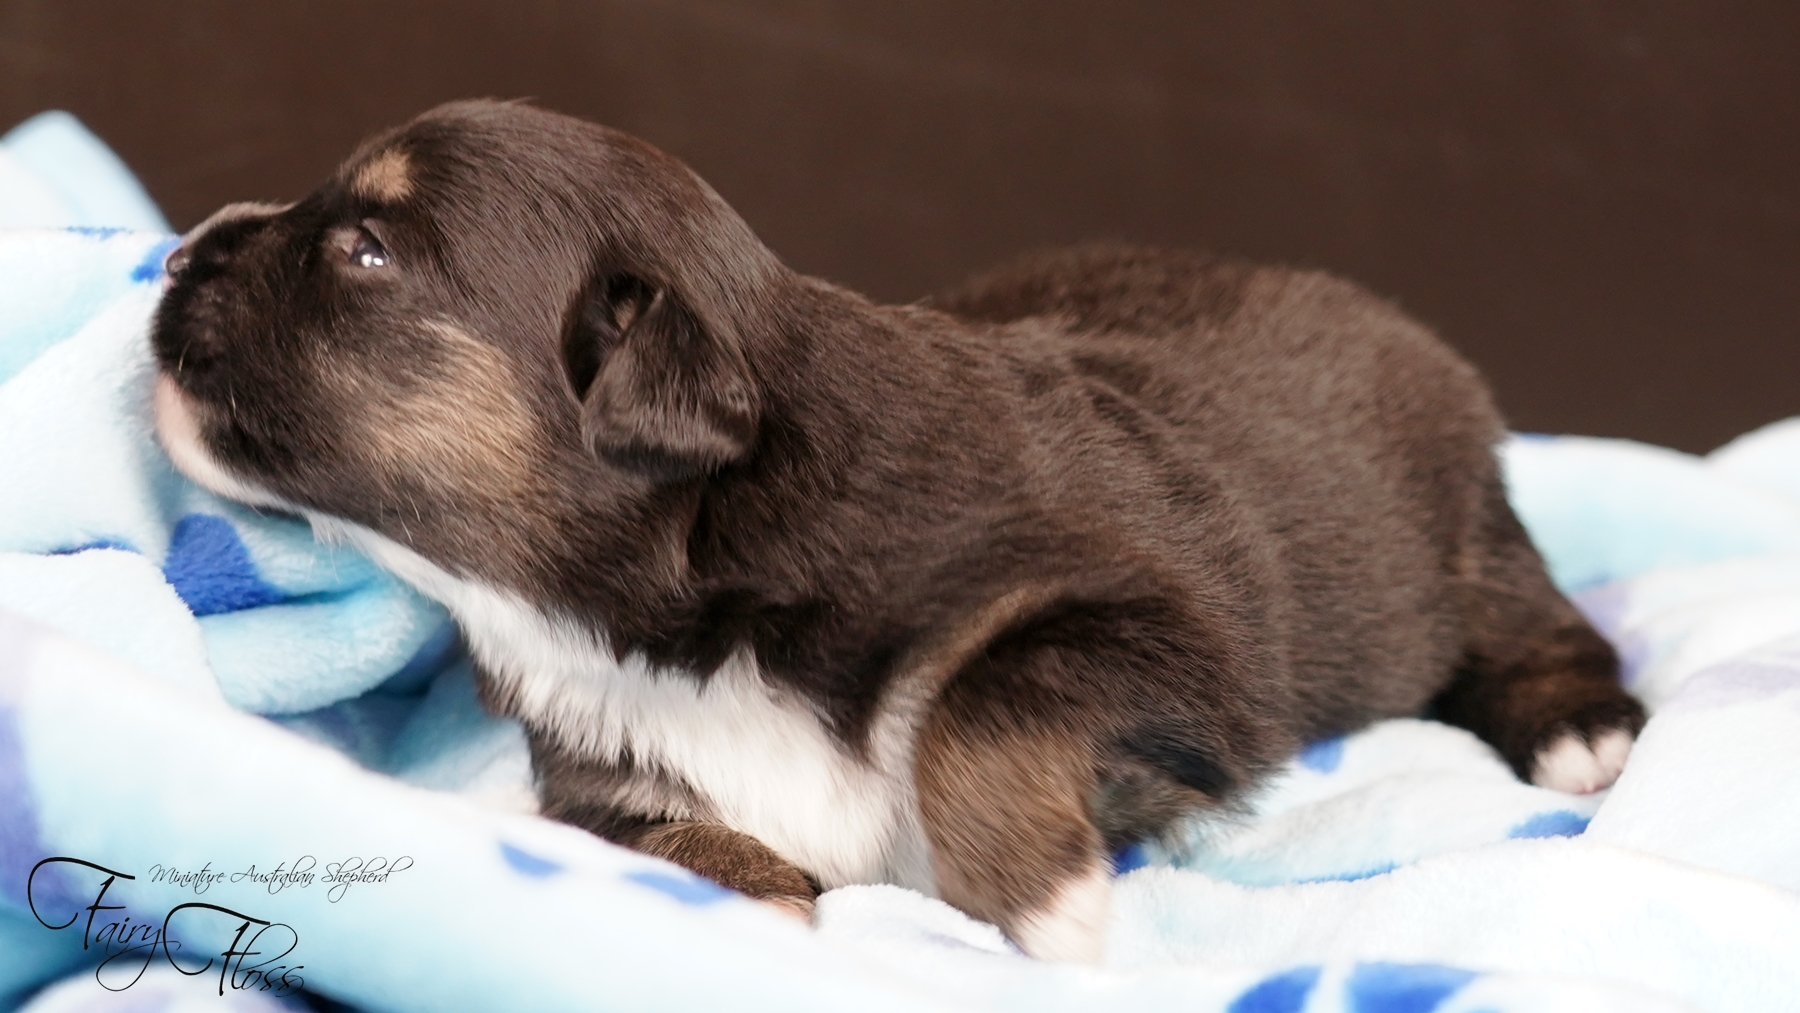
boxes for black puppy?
[151,99,1643,961]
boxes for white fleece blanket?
[2,113,1797,1013]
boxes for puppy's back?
[930,245,1504,736]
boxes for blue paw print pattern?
[1112,842,1151,876]
[49,538,134,555]
[1508,810,1590,839]
[161,514,288,617]
[625,869,734,906]
[131,234,180,283]
[1300,737,1346,773]
[499,842,563,878]
[1346,963,1478,1013]
[1299,862,1398,884]
[498,842,734,906]
[61,224,128,240]
[1229,965,1322,1013]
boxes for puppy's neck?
[311,510,645,677]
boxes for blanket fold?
[1,115,1795,1013]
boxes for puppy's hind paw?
[1530,727,1635,794]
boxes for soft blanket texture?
[0,113,167,234]
[2,116,1796,1013]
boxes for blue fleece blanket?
[2,115,1797,1013]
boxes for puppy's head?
[152,100,780,584]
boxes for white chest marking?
[154,388,935,892]
[309,517,936,893]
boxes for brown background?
[3,1,1794,451]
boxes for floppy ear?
[563,272,760,479]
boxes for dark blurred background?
[3,1,1794,451]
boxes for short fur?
[149,99,1644,959]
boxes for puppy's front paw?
[1530,726,1635,793]
[761,893,816,924]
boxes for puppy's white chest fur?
[315,518,935,893]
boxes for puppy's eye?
[349,229,390,269]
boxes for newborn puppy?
[150,99,1644,961]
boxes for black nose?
[161,245,194,294]
[164,244,192,279]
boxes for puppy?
[150,99,1644,961]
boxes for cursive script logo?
[134,854,414,902]
[28,857,303,997]
[320,855,413,903]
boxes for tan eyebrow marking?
[351,149,414,202]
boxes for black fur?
[150,100,1644,954]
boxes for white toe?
[1590,728,1634,776]
[762,895,816,924]
[1531,729,1634,793]
[1012,863,1110,963]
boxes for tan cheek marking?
[327,321,540,498]
[352,149,414,202]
